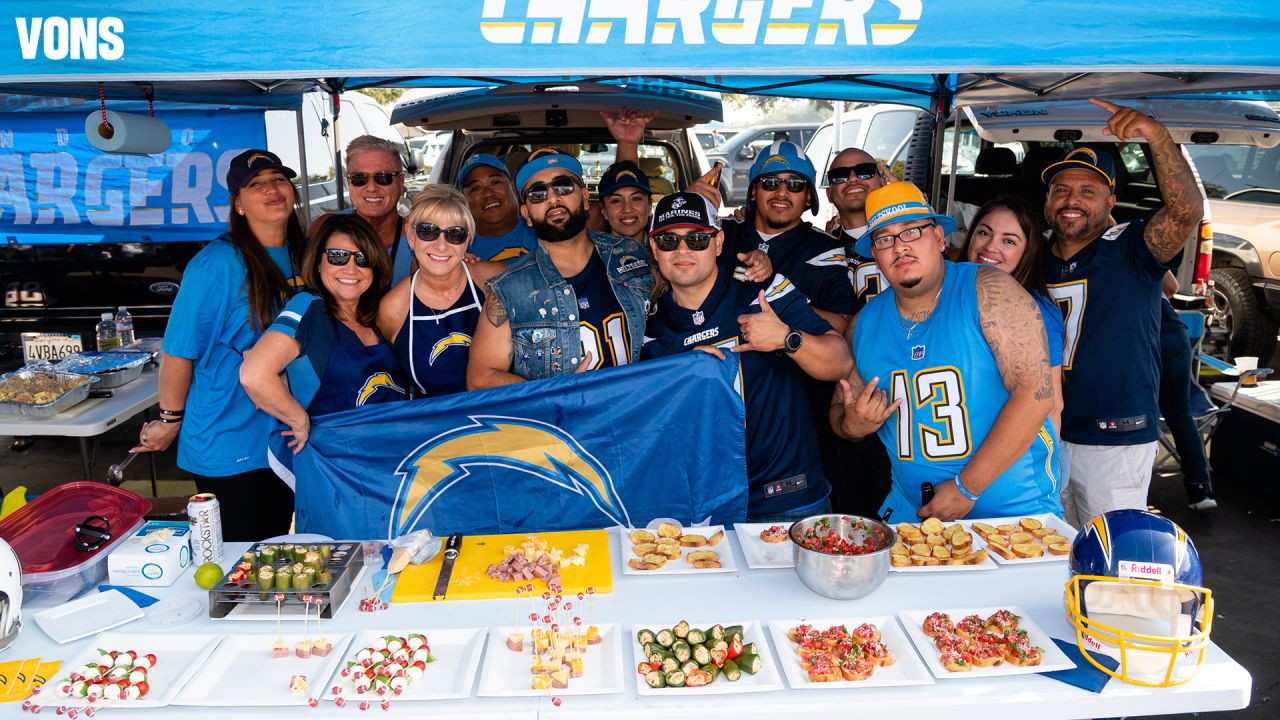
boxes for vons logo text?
[480,0,921,46]
[14,17,124,61]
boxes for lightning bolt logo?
[488,246,529,263]
[357,372,405,407]
[1082,515,1112,568]
[390,415,631,537]
[430,332,472,365]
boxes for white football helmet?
[0,538,21,651]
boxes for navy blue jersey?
[643,271,833,516]
[568,251,631,370]
[1045,218,1165,445]
[720,218,860,316]
[840,227,885,309]
[394,267,485,397]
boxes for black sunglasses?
[523,175,581,204]
[827,162,880,185]
[325,248,370,267]
[650,232,715,252]
[415,222,470,245]
[757,176,809,193]
[347,171,402,187]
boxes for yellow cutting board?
[391,529,613,602]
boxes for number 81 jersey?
[850,261,1063,520]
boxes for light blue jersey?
[471,222,538,264]
[851,261,1062,520]
[162,235,296,476]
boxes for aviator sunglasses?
[346,171,403,187]
[325,248,370,267]
[523,175,581,204]
[757,176,809,193]
[414,222,470,245]
[650,232,715,252]
[827,162,880,185]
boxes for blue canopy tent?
[2,1,1278,229]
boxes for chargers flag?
[292,352,748,539]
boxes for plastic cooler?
[0,482,151,606]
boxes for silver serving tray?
[55,351,150,389]
[0,369,98,417]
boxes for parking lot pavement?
[0,424,1277,716]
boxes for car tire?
[1208,267,1277,362]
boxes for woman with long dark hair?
[134,149,304,540]
[241,213,406,473]
[960,194,1065,432]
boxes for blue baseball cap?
[515,149,584,194]
[747,141,820,214]
[456,153,511,189]
[599,161,651,198]
[855,181,957,258]
[1041,147,1116,191]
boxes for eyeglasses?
[870,222,936,251]
[347,171,402,187]
[827,162,879,185]
[325,248,370,267]
[757,176,809,193]
[414,222,470,245]
[522,175,581,204]
[650,232,716,252]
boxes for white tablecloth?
[3,531,1251,719]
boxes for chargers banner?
[292,352,748,539]
[0,100,265,244]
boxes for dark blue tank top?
[393,265,484,397]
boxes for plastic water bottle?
[96,312,121,351]
[115,306,135,346]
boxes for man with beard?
[1041,99,1203,527]
[832,182,1062,522]
[643,192,852,521]
[826,147,894,305]
[467,150,653,386]
[309,136,413,284]
[457,153,539,264]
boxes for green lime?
[194,562,224,589]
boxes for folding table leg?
[78,437,92,480]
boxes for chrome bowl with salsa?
[789,515,894,600]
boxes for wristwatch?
[783,328,803,354]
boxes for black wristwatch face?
[784,329,803,353]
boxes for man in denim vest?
[468,150,655,385]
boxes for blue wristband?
[953,476,980,501]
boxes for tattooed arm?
[1090,98,1203,264]
[466,291,527,389]
[919,267,1054,520]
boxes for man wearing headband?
[643,192,852,521]
[832,181,1062,522]
[1041,99,1203,526]
[457,153,539,264]
[468,150,653,386]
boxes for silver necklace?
[898,285,944,340]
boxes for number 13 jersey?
[851,261,1062,519]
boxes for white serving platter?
[172,632,353,706]
[734,522,796,569]
[321,627,486,702]
[767,616,935,690]
[632,620,784,696]
[33,589,144,643]
[476,623,623,697]
[888,521,998,573]
[961,513,1078,565]
[620,523,737,576]
[28,632,222,709]
[897,605,1076,679]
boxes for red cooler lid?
[0,482,152,576]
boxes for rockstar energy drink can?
[188,493,224,564]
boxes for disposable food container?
[0,482,151,605]
[54,351,151,389]
[0,369,96,417]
